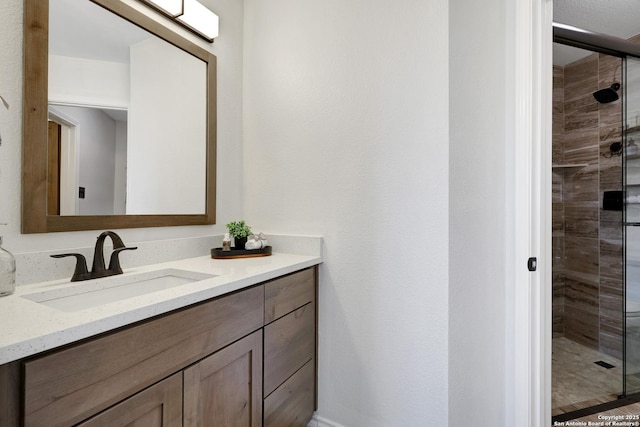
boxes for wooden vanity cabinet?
[22,285,264,427]
[0,266,317,427]
[74,331,263,427]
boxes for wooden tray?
[211,246,272,259]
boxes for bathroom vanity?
[0,252,320,427]
[15,0,320,422]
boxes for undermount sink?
[21,269,216,312]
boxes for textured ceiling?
[553,0,640,65]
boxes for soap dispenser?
[222,233,231,251]
[0,224,16,296]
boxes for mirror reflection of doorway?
[48,110,82,216]
[47,121,61,216]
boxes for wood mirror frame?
[22,0,216,233]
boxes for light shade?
[177,0,219,41]
[142,0,183,17]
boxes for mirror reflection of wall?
[127,36,207,216]
[48,0,207,216]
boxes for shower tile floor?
[553,337,623,415]
[554,401,640,426]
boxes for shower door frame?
[548,13,640,416]
[622,56,640,396]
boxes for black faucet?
[51,231,138,282]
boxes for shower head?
[593,83,621,104]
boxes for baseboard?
[308,412,347,427]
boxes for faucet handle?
[51,253,90,282]
[107,246,138,275]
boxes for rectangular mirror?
[23,0,217,233]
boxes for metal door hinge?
[527,257,537,272]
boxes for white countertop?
[0,251,322,365]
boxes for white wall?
[245,0,520,425]
[449,0,511,424]
[0,0,244,256]
[243,0,449,425]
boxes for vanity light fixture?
[177,0,219,41]
[140,0,219,42]
[141,0,183,16]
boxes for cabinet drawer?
[265,267,315,324]
[264,360,315,427]
[264,303,315,396]
[23,285,264,427]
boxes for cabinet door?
[0,362,20,427]
[184,331,263,427]
[77,373,182,427]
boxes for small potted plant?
[226,220,252,249]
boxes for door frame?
[511,0,552,425]
[48,106,80,216]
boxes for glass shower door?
[625,56,640,395]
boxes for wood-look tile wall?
[552,54,624,359]
[553,65,565,338]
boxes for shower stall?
[552,23,640,420]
